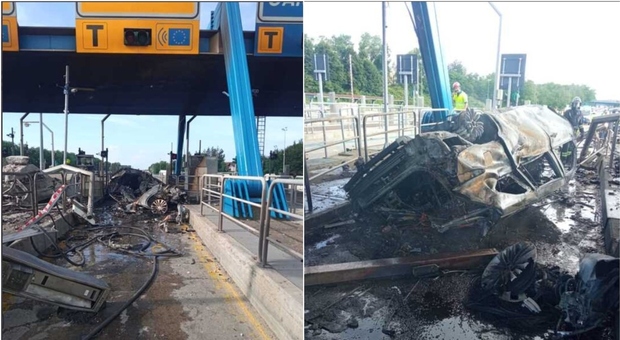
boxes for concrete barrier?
[187,206,303,340]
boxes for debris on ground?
[2,156,60,207]
[467,243,619,339]
[107,168,187,215]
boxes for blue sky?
[2,2,303,169]
[306,2,620,101]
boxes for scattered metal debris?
[107,168,187,215]
[2,156,59,207]
[468,243,619,338]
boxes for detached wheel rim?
[151,198,168,215]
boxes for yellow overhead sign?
[2,2,15,16]
[77,2,199,19]
[257,27,283,54]
[76,19,199,54]
[2,2,18,52]
[75,2,200,54]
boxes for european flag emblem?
[169,28,190,46]
[2,25,8,43]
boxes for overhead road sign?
[3,2,15,15]
[76,2,199,19]
[2,1,18,52]
[500,54,527,93]
[396,54,418,84]
[257,2,303,23]
[75,2,199,54]
[254,2,302,57]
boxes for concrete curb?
[187,207,303,340]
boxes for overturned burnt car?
[345,105,577,232]
[107,168,186,215]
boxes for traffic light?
[269,151,278,160]
[171,153,177,160]
[124,28,151,46]
[100,149,108,158]
[78,148,85,156]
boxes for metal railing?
[418,108,452,131]
[200,174,223,214]
[362,110,418,161]
[198,174,303,266]
[260,178,304,265]
[304,115,362,160]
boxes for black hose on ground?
[29,215,85,267]
[56,205,76,228]
[81,256,159,340]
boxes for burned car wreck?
[107,168,186,215]
[346,105,577,232]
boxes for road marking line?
[188,233,271,340]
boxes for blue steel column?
[220,3,262,178]
[175,114,186,175]
[219,2,289,218]
[411,2,453,130]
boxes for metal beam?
[175,114,186,176]
[304,248,498,286]
[578,113,620,163]
[101,114,110,177]
[185,115,197,190]
[19,112,29,155]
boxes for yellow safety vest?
[453,92,468,110]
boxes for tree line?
[148,140,304,176]
[305,34,597,111]
[2,140,123,172]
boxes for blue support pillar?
[219,2,289,218]
[175,114,186,175]
[411,2,454,131]
[220,2,262,178]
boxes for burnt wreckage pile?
[345,105,578,233]
[107,168,186,216]
[469,243,619,338]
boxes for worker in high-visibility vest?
[452,82,468,111]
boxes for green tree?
[202,147,227,172]
[148,160,170,174]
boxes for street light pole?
[282,127,287,175]
[489,2,502,110]
[63,65,70,165]
[39,113,44,169]
[24,120,55,167]
[382,2,389,144]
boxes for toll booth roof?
[2,27,302,117]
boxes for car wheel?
[150,198,168,215]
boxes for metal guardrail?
[200,174,223,214]
[260,178,304,265]
[418,108,451,130]
[362,110,418,162]
[199,174,302,266]
[304,115,362,160]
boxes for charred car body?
[107,168,186,215]
[345,105,577,232]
